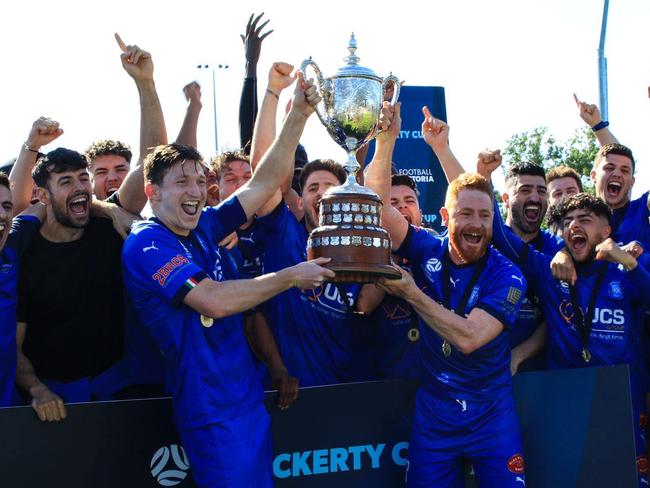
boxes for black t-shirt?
[18,218,124,381]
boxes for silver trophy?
[302,34,401,283]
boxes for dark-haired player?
[122,75,333,487]
[492,192,650,485]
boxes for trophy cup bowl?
[302,33,402,283]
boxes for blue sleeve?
[395,225,444,263]
[203,195,248,244]
[476,263,527,329]
[6,215,40,256]
[627,259,650,307]
[124,229,208,306]
[251,200,290,246]
[490,196,528,263]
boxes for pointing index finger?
[115,33,128,52]
[573,93,580,105]
[422,106,432,119]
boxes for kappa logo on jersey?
[507,454,525,474]
[302,283,355,313]
[152,255,190,286]
[608,281,623,299]
[424,258,442,279]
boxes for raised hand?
[183,81,202,106]
[476,149,502,179]
[115,33,153,82]
[25,117,63,150]
[291,71,320,118]
[377,101,402,145]
[289,257,336,289]
[596,237,637,269]
[241,12,273,66]
[268,62,296,94]
[573,93,602,127]
[620,240,644,259]
[421,106,449,153]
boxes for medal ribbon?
[568,263,608,363]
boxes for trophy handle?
[300,58,332,127]
[381,74,401,105]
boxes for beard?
[51,193,90,229]
[510,199,545,234]
[449,224,491,263]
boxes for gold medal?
[200,314,214,328]
[442,340,452,357]
[581,347,591,363]
[407,328,420,342]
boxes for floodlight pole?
[598,0,610,120]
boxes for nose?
[106,170,120,184]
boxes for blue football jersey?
[395,226,527,401]
[252,202,364,387]
[122,198,263,430]
[612,191,649,250]
[0,216,40,406]
[236,224,264,279]
[493,219,650,407]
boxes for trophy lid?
[333,33,380,79]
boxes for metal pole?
[598,0,610,120]
[212,68,218,153]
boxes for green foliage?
[503,126,597,192]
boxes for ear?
[590,169,596,182]
[440,206,449,227]
[601,224,612,241]
[36,186,50,206]
[501,191,510,208]
[145,182,159,202]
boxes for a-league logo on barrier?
[150,445,190,486]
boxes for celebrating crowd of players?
[1,13,649,488]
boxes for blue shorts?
[178,403,274,488]
[407,390,525,488]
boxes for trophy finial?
[344,33,360,65]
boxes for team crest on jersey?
[507,454,525,474]
[608,281,623,300]
[558,280,571,295]
[424,258,442,280]
[468,286,480,307]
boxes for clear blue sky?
[1,0,648,196]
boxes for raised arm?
[114,33,168,215]
[175,82,202,148]
[250,62,296,169]
[365,102,409,249]
[573,94,618,146]
[421,106,465,183]
[239,12,273,152]
[233,72,318,220]
[9,117,63,214]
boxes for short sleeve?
[202,195,248,244]
[476,264,527,329]
[395,225,444,263]
[124,228,208,306]
[6,215,40,256]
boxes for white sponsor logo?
[150,444,190,486]
[143,241,158,252]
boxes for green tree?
[503,126,597,192]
